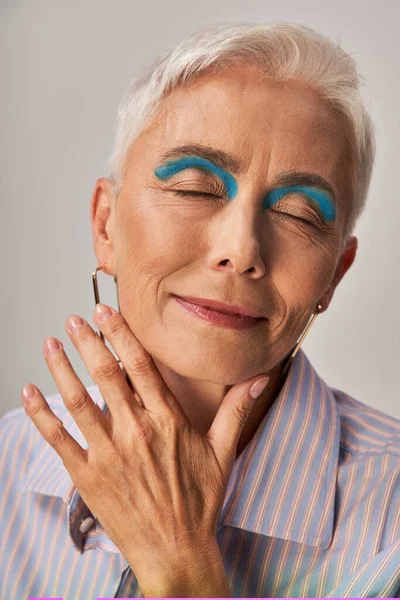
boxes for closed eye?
[172,190,225,198]
[172,191,319,227]
[271,209,319,228]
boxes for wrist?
[137,537,232,598]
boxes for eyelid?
[173,190,224,198]
[170,177,227,196]
[281,212,318,227]
[154,156,238,199]
[273,200,324,224]
[265,185,336,223]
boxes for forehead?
[132,65,351,211]
[148,67,345,148]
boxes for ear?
[90,178,117,276]
[319,236,358,312]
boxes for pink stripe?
[227,527,247,589]
[342,420,397,448]
[300,545,324,598]
[282,544,308,597]
[360,540,400,596]
[378,557,400,597]
[334,456,376,588]
[270,539,293,597]
[281,371,329,542]
[352,456,394,570]
[268,369,315,536]
[35,498,66,597]
[255,536,278,597]
[253,361,305,532]
[389,496,400,544]
[10,494,44,599]
[341,393,400,429]
[306,391,338,546]
[344,410,400,438]
[314,458,359,596]
[240,531,263,597]
[0,420,36,599]
[19,496,59,599]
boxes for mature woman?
[1,21,399,600]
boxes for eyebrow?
[157,143,338,207]
[158,144,243,176]
[272,171,338,207]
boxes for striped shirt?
[0,347,399,599]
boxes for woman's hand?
[21,303,269,596]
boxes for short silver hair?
[108,22,375,251]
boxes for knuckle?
[134,424,154,444]
[232,402,252,426]
[44,422,66,446]
[107,317,125,335]
[159,408,185,430]
[28,401,46,418]
[125,350,154,377]
[64,388,89,414]
[48,352,69,369]
[72,325,92,343]
[93,359,122,382]
[153,409,186,437]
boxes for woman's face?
[93,64,355,385]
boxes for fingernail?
[249,377,269,399]
[44,337,61,356]
[96,304,113,321]
[67,316,85,333]
[22,384,35,401]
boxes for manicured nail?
[22,384,35,401]
[44,337,61,356]
[249,377,269,399]
[96,304,113,321]
[67,316,85,333]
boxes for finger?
[93,304,182,417]
[65,314,142,425]
[21,383,87,475]
[43,335,112,446]
[205,376,269,470]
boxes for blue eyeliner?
[154,156,238,199]
[263,185,336,222]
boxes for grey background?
[1,0,399,419]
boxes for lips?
[174,295,266,319]
[173,295,267,330]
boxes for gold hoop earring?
[92,263,121,342]
[92,263,124,370]
[281,302,323,377]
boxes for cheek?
[129,202,205,262]
[265,231,337,303]
[117,204,204,298]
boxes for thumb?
[205,375,269,468]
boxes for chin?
[151,344,267,385]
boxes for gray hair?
[108,22,375,252]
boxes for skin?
[21,63,359,596]
[91,64,357,460]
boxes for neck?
[129,355,290,461]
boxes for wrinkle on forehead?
[125,66,352,221]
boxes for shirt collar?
[218,348,340,549]
[18,348,340,550]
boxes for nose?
[206,199,266,279]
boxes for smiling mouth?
[204,305,260,317]
[172,295,267,330]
